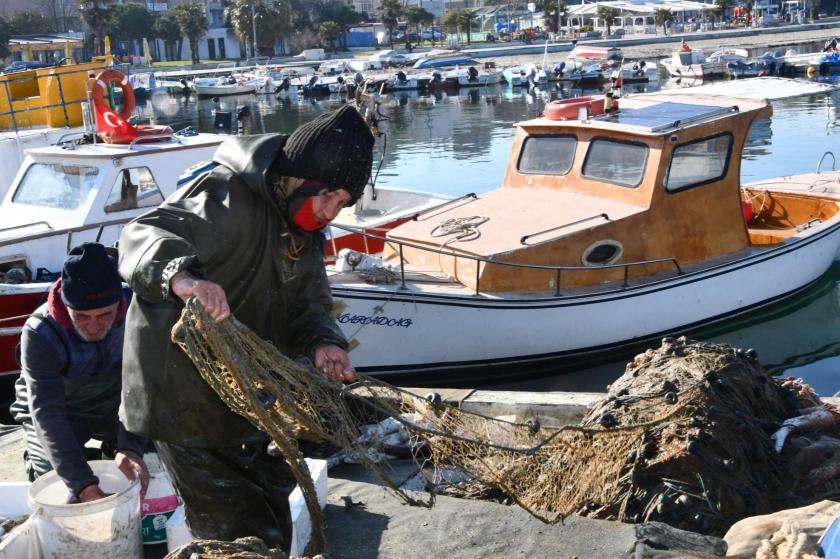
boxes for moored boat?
[413,50,474,69]
[660,41,726,79]
[326,94,840,380]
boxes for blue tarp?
[347,30,375,47]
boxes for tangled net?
[173,300,820,555]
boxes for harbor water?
[137,77,840,395]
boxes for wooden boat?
[660,41,726,79]
[326,93,840,380]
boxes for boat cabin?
[0,133,223,280]
[384,94,840,293]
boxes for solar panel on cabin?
[603,102,735,132]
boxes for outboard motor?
[278,77,290,91]
[467,66,479,82]
[179,78,190,95]
[308,75,318,87]
[553,61,565,78]
[431,71,442,85]
[355,71,364,85]
[396,70,408,83]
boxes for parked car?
[419,30,446,41]
[2,60,52,73]
[370,50,411,67]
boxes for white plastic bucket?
[27,460,142,559]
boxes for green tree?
[225,0,290,58]
[152,11,182,61]
[110,4,154,55]
[315,0,361,51]
[0,17,10,59]
[8,11,56,34]
[405,6,435,41]
[440,9,459,39]
[456,9,477,44]
[654,7,674,34]
[79,0,113,55]
[596,5,620,36]
[378,0,402,48]
[318,20,339,52]
[172,2,208,64]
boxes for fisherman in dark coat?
[117,106,375,551]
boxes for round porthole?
[581,240,623,266]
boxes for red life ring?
[92,68,173,144]
[544,95,607,120]
[92,69,135,121]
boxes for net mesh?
[172,300,814,555]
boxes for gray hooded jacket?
[117,134,347,447]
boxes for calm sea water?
[137,73,840,395]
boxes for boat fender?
[396,70,407,83]
[92,68,135,122]
[807,65,817,78]
[680,41,691,52]
[741,199,754,223]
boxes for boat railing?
[327,223,684,297]
[0,62,125,134]
[0,221,53,235]
[520,213,609,245]
[411,192,478,221]
[0,218,132,250]
[816,151,836,174]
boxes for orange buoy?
[544,95,608,120]
[680,41,691,52]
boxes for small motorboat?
[327,93,840,381]
[502,63,548,87]
[456,63,504,87]
[660,41,726,79]
[193,75,257,96]
[413,50,474,69]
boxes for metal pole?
[250,0,258,59]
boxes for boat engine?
[467,66,479,82]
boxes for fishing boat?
[413,50,474,69]
[456,64,505,87]
[660,41,726,79]
[0,57,113,200]
[502,63,548,87]
[326,93,840,380]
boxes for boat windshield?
[518,136,576,175]
[12,163,99,210]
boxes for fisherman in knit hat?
[10,243,148,503]
[118,105,375,552]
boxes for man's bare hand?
[313,344,356,382]
[170,271,230,322]
[115,451,150,499]
[77,484,107,503]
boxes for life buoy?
[544,95,608,120]
[92,68,135,121]
[92,69,173,144]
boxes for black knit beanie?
[60,243,122,311]
[279,105,374,204]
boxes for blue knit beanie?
[60,243,122,310]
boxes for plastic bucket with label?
[141,453,179,546]
[27,460,142,559]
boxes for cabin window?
[582,138,648,187]
[12,163,99,210]
[104,167,164,213]
[517,135,576,175]
[665,133,732,192]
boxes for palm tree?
[319,20,340,53]
[153,11,183,62]
[596,5,621,37]
[226,0,289,58]
[79,0,112,55]
[378,0,402,49]
[173,2,208,64]
[457,9,477,45]
[654,7,674,35]
[405,5,426,43]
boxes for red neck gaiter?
[292,196,323,231]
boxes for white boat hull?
[195,83,256,96]
[661,60,726,79]
[330,221,840,377]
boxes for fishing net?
[172,299,821,555]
